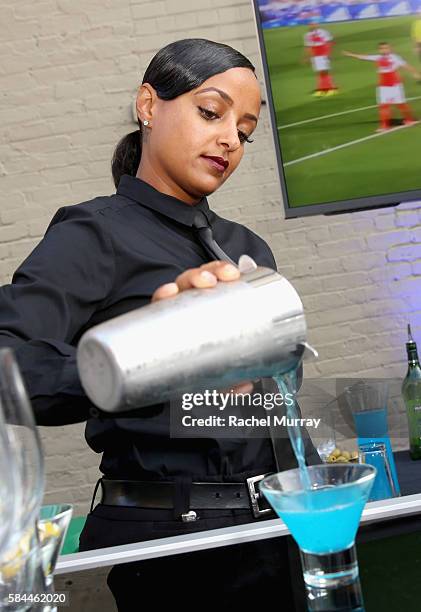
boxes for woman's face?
[137,67,261,203]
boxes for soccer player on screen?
[304,23,338,96]
[343,43,420,132]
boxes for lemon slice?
[38,521,60,542]
[0,527,35,580]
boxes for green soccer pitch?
[263,16,421,208]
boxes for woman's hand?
[151,260,254,395]
[151,260,239,302]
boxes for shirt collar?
[116,175,212,227]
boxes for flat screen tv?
[252,0,421,217]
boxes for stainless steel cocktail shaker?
[76,259,315,412]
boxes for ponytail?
[111,129,142,188]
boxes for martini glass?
[37,504,73,612]
[260,464,376,612]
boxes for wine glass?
[0,348,45,534]
[0,348,45,611]
[0,396,20,558]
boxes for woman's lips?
[201,155,229,173]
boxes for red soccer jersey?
[377,55,401,86]
[364,53,405,86]
[304,29,332,58]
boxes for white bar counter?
[56,491,421,574]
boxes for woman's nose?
[217,122,241,151]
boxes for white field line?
[284,120,420,167]
[278,95,421,130]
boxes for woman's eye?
[238,130,254,144]
[198,106,219,120]
[198,106,254,144]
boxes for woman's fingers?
[151,282,179,303]
[175,261,239,291]
[152,261,240,302]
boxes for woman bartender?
[0,39,317,610]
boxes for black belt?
[97,474,276,520]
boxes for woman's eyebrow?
[194,87,258,123]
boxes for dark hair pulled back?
[111,38,255,188]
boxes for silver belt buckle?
[181,510,198,522]
[246,473,273,519]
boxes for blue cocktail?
[345,381,400,500]
[275,484,368,555]
[260,464,376,611]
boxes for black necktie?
[192,211,236,265]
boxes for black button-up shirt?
[0,175,311,481]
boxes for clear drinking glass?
[314,397,337,461]
[344,380,400,497]
[0,396,23,609]
[37,504,73,612]
[0,348,45,611]
[0,397,19,558]
[0,542,40,612]
[0,348,45,535]
[358,442,397,501]
[260,464,376,612]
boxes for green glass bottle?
[402,324,421,460]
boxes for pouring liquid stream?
[273,370,312,491]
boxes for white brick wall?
[2,0,421,520]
